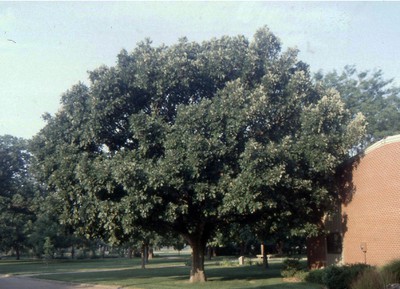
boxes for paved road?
[0,275,121,289]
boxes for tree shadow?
[337,153,363,206]
[336,153,363,242]
[206,264,282,281]
[247,283,321,289]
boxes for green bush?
[308,260,400,289]
[293,270,309,281]
[306,268,327,284]
[350,268,384,289]
[323,263,372,289]
[281,258,305,278]
[382,259,400,283]
[351,261,400,289]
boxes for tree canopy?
[316,65,400,145]
[0,135,35,259]
[30,27,366,282]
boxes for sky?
[1,1,400,139]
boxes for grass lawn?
[0,255,322,289]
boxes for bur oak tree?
[31,27,365,282]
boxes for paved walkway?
[0,274,122,289]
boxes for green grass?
[0,258,143,275]
[0,256,322,289]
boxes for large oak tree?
[31,27,365,282]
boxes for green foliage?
[305,268,326,284]
[307,261,400,289]
[350,268,386,289]
[281,258,307,279]
[0,135,35,259]
[382,259,400,283]
[43,237,55,259]
[316,65,400,144]
[30,26,366,281]
[321,264,372,289]
[28,188,80,258]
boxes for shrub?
[293,270,309,281]
[323,263,372,289]
[382,259,400,283]
[281,258,306,278]
[351,268,384,289]
[281,258,300,277]
[306,268,327,284]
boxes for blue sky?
[1,1,400,139]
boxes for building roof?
[364,134,400,155]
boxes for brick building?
[308,135,400,268]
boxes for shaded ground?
[0,274,121,289]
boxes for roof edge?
[364,134,400,155]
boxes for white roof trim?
[364,134,400,155]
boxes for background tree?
[28,192,78,258]
[31,27,365,282]
[0,135,35,259]
[315,65,400,145]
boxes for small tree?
[43,236,55,260]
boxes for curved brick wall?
[341,136,400,266]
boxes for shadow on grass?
[32,261,322,289]
[246,284,321,289]
[206,265,281,281]
[36,265,318,287]
[36,266,189,282]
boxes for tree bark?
[240,242,246,256]
[15,245,20,260]
[128,247,133,259]
[189,240,207,282]
[262,243,269,269]
[181,223,212,282]
[206,246,212,260]
[141,244,147,269]
[148,247,154,260]
[144,244,149,264]
[213,246,218,257]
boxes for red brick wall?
[341,138,400,266]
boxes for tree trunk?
[182,223,211,282]
[189,240,207,283]
[144,244,149,264]
[128,247,133,259]
[15,245,20,260]
[262,243,269,269]
[148,247,154,260]
[206,246,212,260]
[240,242,246,256]
[141,244,147,269]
